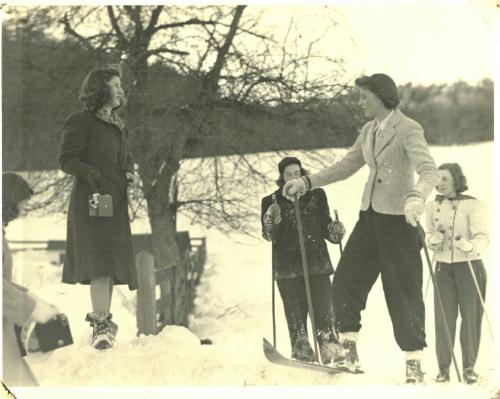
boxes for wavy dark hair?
[275,167,310,188]
[2,173,33,225]
[438,163,468,194]
[355,73,400,110]
[79,64,124,112]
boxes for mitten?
[455,237,474,253]
[327,220,345,244]
[87,170,105,194]
[30,300,59,324]
[428,231,444,251]
[404,197,425,227]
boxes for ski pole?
[294,197,320,363]
[423,253,435,301]
[272,262,277,349]
[417,223,462,383]
[466,259,494,340]
[271,193,278,349]
[334,210,343,258]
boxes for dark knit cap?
[2,173,33,224]
[355,73,400,109]
[278,157,302,174]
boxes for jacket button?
[377,178,382,183]
[436,208,440,212]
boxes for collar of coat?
[94,109,126,132]
[435,193,476,203]
[370,108,405,158]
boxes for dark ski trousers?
[331,207,427,351]
[277,274,337,350]
[434,260,486,370]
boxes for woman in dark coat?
[59,65,139,350]
[261,157,345,364]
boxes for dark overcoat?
[59,110,137,289]
[261,188,335,280]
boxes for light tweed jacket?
[425,196,489,263]
[310,109,439,215]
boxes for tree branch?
[203,5,246,97]
[144,6,164,35]
[107,6,128,48]
[60,13,95,52]
[124,6,143,35]
[152,18,217,33]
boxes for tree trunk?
[145,163,181,270]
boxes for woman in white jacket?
[425,163,489,384]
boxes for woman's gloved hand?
[327,220,345,244]
[428,231,445,251]
[87,170,105,194]
[282,178,307,201]
[30,299,59,324]
[264,203,281,225]
[455,236,474,253]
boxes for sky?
[255,0,495,86]
[2,0,495,86]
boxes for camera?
[15,314,73,357]
[88,193,113,217]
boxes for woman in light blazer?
[283,73,439,383]
[425,163,489,384]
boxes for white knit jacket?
[424,195,489,263]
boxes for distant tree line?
[2,7,493,252]
[399,79,493,144]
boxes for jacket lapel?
[374,109,403,158]
[365,120,377,166]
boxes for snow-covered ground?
[5,142,499,399]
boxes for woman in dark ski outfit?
[59,65,140,350]
[425,163,489,384]
[261,157,345,363]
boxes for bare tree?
[4,5,359,267]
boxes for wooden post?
[136,250,157,335]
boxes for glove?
[455,237,474,253]
[327,220,345,244]
[87,170,105,194]
[264,203,281,225]
[404,197,425,227]
[29,300,59,324]
[282,178,307,201]
[428,231,444,251]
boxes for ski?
[262,338,364,375]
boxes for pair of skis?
[263,197,363,375]
[263,337,364,375]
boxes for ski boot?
[338,339,360,372]
[435,367,450,383]
[406,359,424,384]
[291,336,316,363]
[319,341,342,365]
[85,312,115,350]
[463,368,478,384]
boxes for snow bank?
[5,143,499,399]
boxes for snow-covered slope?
[6,143,498,399]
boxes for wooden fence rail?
[135,236,207,335]
[9,234,207,336]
